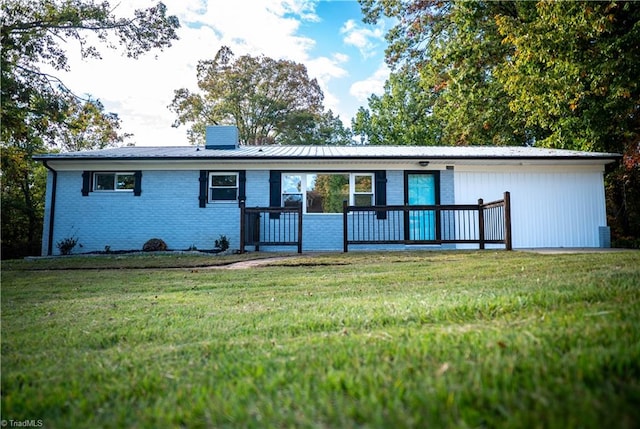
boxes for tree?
[359,0,639,245]
[360,0,639,152]
[494,2,639,153]
[1,1,180,258]
[2,0,179,146]
[352,67,440,145]
[277,109,353,146]
[170,46,350,145]
[358,1,528,146]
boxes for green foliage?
[313,174,349,213]
[1,0,179,148]
[0,143,47,258]
[170,46,352,145]
[358,0,639,152]
[0,0,180,259]
[494,2,640,153]
[277,110,353,146]
[215,235,230,252]
[359,1,525,146]
[607,163,640,248]
[56,236,78,255]
[2,251,639,427]
[352,68,441,145]
[358,0,640,243]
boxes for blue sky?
[58,0,391,146]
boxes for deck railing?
[343,192,511,252]
[239,202,303,253]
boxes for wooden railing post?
[403,205,410,241]
[478,198,485,249]
[239,200,246,254]
[504,191,512,250]
[297,204,303,254]
[343,200,349,252]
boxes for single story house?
[34,126,619,255]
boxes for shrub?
[142,238,168,252]
[215,235,230,252]
[57,236,78,255]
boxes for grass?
[1,251,281,270]
[2,250,639,428]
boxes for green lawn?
[2,250,639,428]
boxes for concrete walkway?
[203,256,301,269]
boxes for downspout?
[42,161,57,256]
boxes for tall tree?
[360,0,639,152]
[494,1,639,153]
[359,0,525,146]
[169,46,350,145]
[359,0,639,245]
[277,109,353,146]
[352,66,440,145]
[1,0,180,258]
[2,0,179,146]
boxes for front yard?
[2,250,639,428]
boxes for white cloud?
[47,1,383,146]
[333,52,350,63]
[350,63,390,102]
[305,54,348,117]
[340,18,385,59]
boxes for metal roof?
[34,145,621,162]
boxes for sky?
[58,0,392,146]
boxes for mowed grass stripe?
[2,251,639,428]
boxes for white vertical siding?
[454,166,607,248]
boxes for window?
[209,172,238,201]
[307,173,349,213]
[281,173,375,214]
[282,175,303,208]
[93,173,135,191]
[352,174,374,207]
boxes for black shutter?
[238,170,246,206]
[199,170,208,208]
[81,171,91,196]
[133,171,142,196]
[375,171,387,220]
[269,170,281,219]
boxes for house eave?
[33,145,622,170]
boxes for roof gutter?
[42,161,57,256]
[34,154,623,163]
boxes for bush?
[215,235,230,252]
[56,236,78,255]
[142,238,168,252]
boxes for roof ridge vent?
[205,126,239,150]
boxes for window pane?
[211,188,237,200]
[95,174,115,190]
[116,174,135,190]
[354,175,373,192]
[282,175,302,193]
[211,174,237,187]
[354,194,373,207]
[307,173,348,213]
[283,194,302,207]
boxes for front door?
[406,173,438,241]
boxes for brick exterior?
[42,168,456,254]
